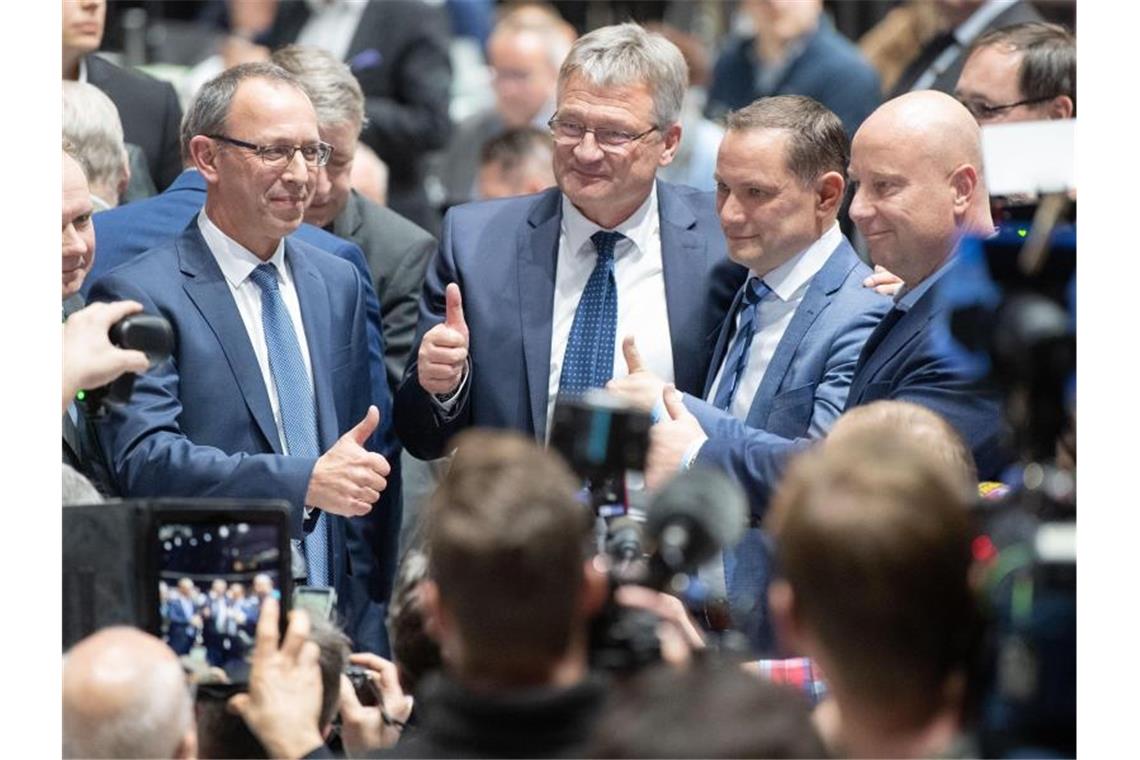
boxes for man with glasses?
[88,63,394,649]
[954,22,1074,125]
[395,23,744,461]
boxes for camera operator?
[766,429,981,758]
[63,626,198,759]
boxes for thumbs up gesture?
[605,335,666,412]
[305,405,392,516]
[646,385,708,491]
[418,283,470,396]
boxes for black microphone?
[645,467,747,578]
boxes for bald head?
[848,91,992,287]
[63,627,196,759]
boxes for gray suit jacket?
[332,191,436,391]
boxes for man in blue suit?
[86,79,403,656]
[89,63,394,652]
[647,91,1008,517]
[609,96,889,650]
[394,23,744,459]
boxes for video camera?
[548,390,748,674]
[77,313,174,417]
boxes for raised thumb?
[663,384,687,421]
[350,405,380,446]
[444,283,466,332]
[622,335,644,373]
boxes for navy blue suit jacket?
[89,171,402,639]
[706,17,881,137]
[394,181,745,460]
[696,261,1009,518]
[687,237,890,443]
[88,226,381,645]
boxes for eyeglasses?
[547,117,658,151]
[207,134,333,167]
[956,96,1053,121]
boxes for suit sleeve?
[803,297,887,437]
[393,209,471,460]
[694,426,813,523]
[379,232,436,391]
[88,275,316,539]
[357,3,452,159]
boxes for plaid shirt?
[754,657,829,705]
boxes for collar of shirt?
[754,221,843,302]
[895,252,956,312]
[77,55,88,83]
[953,0,1013,46]
[197,210,289,291]
[560,181,659,263]
[750,25,814,95]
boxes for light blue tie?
[559,231,624,395]
[711,277,771,411]
[248,263,329,587]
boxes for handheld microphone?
[645,467,747,579]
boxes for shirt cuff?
[428,359,470,415]
[680,435,707,472]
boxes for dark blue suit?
[88,226,381,648]
[394,181,745,459]
[697,260,1009,518]
[705,16,881,137]
[89,170,401,653]
[684,236,889,652]
[165,596,199,656]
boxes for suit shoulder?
[88,54,178,99]
[356,196,436,247]
[445,192,547,230]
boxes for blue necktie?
[559,231,624,395]
[711,277,771,411]
[248,263,329,588]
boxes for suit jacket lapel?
[658,182,708,395]
[332,191,365,240]
[848,298,934,402]
[746,238,853,425]
[179,227,282,453]
[518,189,562,439]
[288,242,340,451]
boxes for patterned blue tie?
[559,231,624,395]
[248,263,329,588]
[711,277,771,411]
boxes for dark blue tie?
[248,263,329,588]
[711,277,771,411]
[559,231,623,395]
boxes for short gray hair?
[62,81,128,193]
[271,44,366,132]
[180,62,308,161]
[557,23,688,128]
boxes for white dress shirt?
[705,222,843,419]
[197,211,315,455]
[297,0,369,64]
[912,0,1014,90]
[548,183,675,430]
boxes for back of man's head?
[766,435,978,729]
[423,430,593,685]
[387,549,443,694]
[62,81,129,208]
[194,616,349,758]
[958,22,1075,123]
[828,400,978,499]
[478,126,556,199]
[589,660,828,758]
[63,626,197,759]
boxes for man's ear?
[189,134,222,184]
[948,163,980,216]
[815,170,845,218]
[1048,94,1074,120]
[174,727,197,760]
[579,556,610,618]
[116,157,131,201]
[658,122,683,167]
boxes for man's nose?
[571,130,605,163]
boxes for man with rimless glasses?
[88,63,393,647]
[395,23,744,460]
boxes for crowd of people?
[59,1,1076,757]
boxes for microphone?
[645,467,747,577]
